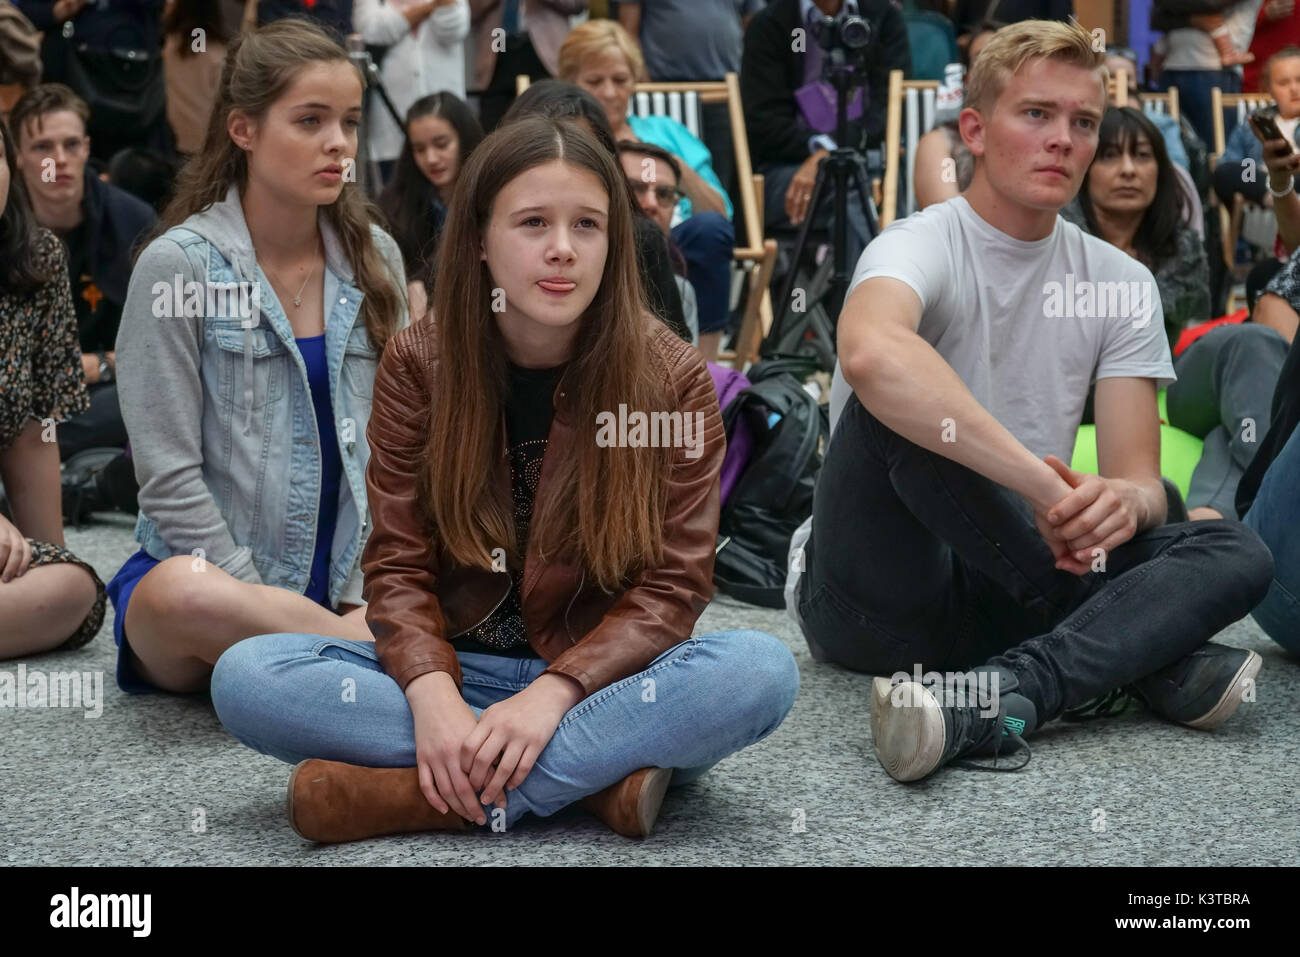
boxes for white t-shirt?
[830,196,1176,464]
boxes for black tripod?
[346,35,405,199]
[762,20,881,370]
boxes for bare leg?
[123,556,372,693]
[698,331,723,362]
[1189,506,1225,520]
[0,563,99,660]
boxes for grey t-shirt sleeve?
[847,212,948,316]
[1093,260,1177,391]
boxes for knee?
[136,554,229,624]
[691,211,734,245]
[1224,321,1288,358]
[701,629,800,726]
[677,212,734,253]
[210,634,294,738]
[1193,521,1276,606]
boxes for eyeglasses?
[628,181,682,206]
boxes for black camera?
[811,13,872,55]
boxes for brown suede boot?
[287,759,473,843]
[580,767,673,839]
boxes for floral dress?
[0,228,106,650]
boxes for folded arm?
[1091,376,1167,533]
[838,277,1072,510]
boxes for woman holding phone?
[209,115,799,843]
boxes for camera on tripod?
[810,10,871,62]
[760,7,881,372]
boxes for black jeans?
[798,396,1275,724]
[58,382,128,459]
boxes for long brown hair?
[424,116,673,590]
[156,18,401,352]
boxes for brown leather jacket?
[361,317,724,698]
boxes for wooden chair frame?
[1210,88,1277,309]
[881,72,940,228]
[1110,69,1181,122]
[516,73,777,367]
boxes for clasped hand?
[1034,455,1145,576]
[407,671,580,825]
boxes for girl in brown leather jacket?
[210,114,800,843]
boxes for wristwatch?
[96,352,114,384]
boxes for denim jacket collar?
[191,186,362,434]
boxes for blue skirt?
[105,548,163,694]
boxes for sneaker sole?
[870,677,946,783]
[1184,650,1262,731]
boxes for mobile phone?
[1250,110,1292,154]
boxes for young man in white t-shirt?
[794,20,1275,783]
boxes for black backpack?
[713,361,829,608]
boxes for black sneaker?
[870,666,1038,782]
[1128,644,1262,731]
[1061,687,1133,723]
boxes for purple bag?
[708,362,754,505]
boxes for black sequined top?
[453,361,565,657]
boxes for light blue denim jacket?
[116,185,409,607]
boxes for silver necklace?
[261,240,321,308]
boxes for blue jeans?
[671,212,735,334]
[210,629,799,829]
[1243,424,1300,651]
[1160,69,1241,149]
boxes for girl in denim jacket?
[107,19,408,694]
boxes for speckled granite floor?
[3,513,1297,866]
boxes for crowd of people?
[0,0,1298,844]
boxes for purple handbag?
[708,362,754,505]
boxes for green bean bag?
[1070,391,1203,499]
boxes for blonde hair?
[964,20,1108,116]
[557,20,649,83]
